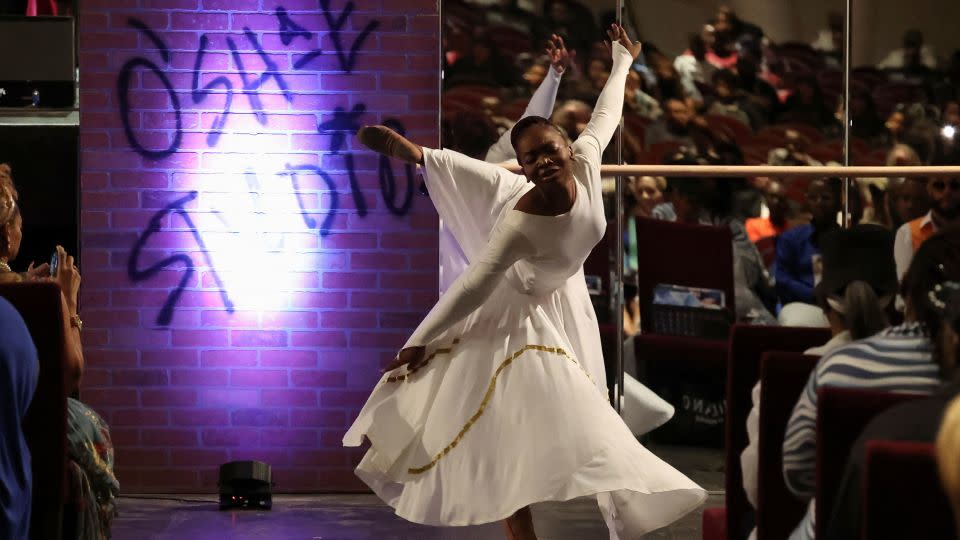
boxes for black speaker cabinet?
[218,461,273,510]
[0,16,75,108]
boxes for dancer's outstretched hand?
[383,346,427,374]
[546,34,575,74]
[604,23,642,60]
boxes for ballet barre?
[497,164,960,178]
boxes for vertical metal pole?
[842,0,853,228]
[614,0,625,415]
[437,3,445,291]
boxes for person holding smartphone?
[0,164,118,538]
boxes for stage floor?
[112,444,724,539]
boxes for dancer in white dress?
[344,25,706,539]
[449,33,675,438]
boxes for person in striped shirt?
[782,227,960,540]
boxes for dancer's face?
[515,124,573,185]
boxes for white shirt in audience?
[877,46,938,70]
[893,210,934,281]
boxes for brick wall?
[79,0,439,492]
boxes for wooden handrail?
[497,164,960,178]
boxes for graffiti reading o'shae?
[118,3,421,326]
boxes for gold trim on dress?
[407,343,592,475]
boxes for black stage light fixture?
[218,460,273,510]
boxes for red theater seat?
[647,140,686,163]
[486,25,533,58]
[0,281,69,540]
[634,218,735,333]
[756,352,821,540]
[816,388,925,538]
[702,506,727,540]
[633,218,735,446]
[705,114,753,145]
[872,81,925,119]
[724,327,830,538]
[863,440,956,540]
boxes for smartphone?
[49,250,59,278]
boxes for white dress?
[443,54,676,438]
[343,43,706,538]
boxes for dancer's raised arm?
[485,35,574,164]
[394,218,535,362]
[574,24,642,161]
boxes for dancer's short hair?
[510,116,570,156]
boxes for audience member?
[874,107,910,150]
[629,176,666,219]
[484,0,537,34]
[663,152,778,324]
[520,57,549,92]
[0,295,37,539]
[878,29,938,72]
[780,75,837,132]
[0,165,118,538]
[624,70,662,120]
[743,224,897,540]
[707,69,764,131]
[712,6,763,60]
[776,179,842,325]
[944,100,960,129]
[623,175,667,301]
[745,179,794,242]
[674,33,717,104]
[889,177,930,227]
[647,52,688,104]
[827,278,960,539]
[645,97,696,151]
[856,145,924,228]
[767,130,822,167]
[811,11,844,55]
[586,55,613,96]
[551,98,592,141]
[895,137,960,280]
[443,110,500,160]
[736,53,781,125]
[535,0,597,64]
[782,227,960,540]
[846,90,885,141]
[445,34,520,88]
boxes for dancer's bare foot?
[502,507,537,540]
[356,125,424,165]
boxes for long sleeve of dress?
[485,67,563,164]
[423,148,527,262]
[573,42,633,162]
[404,218,537,348]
